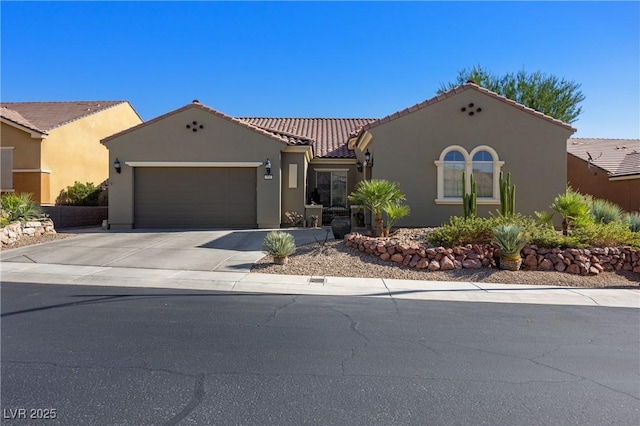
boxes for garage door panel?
[134,168,257,228]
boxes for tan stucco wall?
[105,106,284,228]
[40,102,141,204]
[370,89,575,226]
[0,123,44,199]
[281,151,309,224]
[568,154,640,212]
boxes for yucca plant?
[262,231,296,264]
[1,192,43,222]
[493,224,528,270]
[591,199,622,224]
[625,212,640,233]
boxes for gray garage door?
[134,167,257,228]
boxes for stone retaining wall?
[1,219,56,247]
[345,233,640,276]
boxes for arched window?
[434,145,504,204]
[443,150,465,197]
[472,150,494,197]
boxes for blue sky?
[2,1,639,138]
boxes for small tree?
[348,179,406,237]
[438,65,585,124]
[551,188,592,236]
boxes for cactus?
[499,171,516,217]
[462,172,477,219]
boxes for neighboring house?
[103,83,576,229]
[0,101,142,205]
[567,138,640,212]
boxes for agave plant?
[348,179,406,237]
[262,231,296,264]
[493,224,528,271]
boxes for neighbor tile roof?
[568,138,640,177]
[1,101,127,132]
[360,82,576,133]
[239,118,376,158]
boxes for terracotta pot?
[331,217,352,239]
[500,256,522,271]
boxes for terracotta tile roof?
[239,118,376,158]
[360,82,576,133]
[0,106,46,134]
[568,138,640,177]
[1,101,128,132]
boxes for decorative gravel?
[1,232,76,251]
[252,232,640,289]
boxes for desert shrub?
[429,214,540,248]
[262,231,296,259]
[591,199,623,224]
[625,212,640,233]
[570,221,640,248]
[428,216,496,247]
[0,193,43,222]
[57,181,106,206]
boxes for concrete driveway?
[0,228,335,273]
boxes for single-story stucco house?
[567,138,640,212]
[1,101,142,204]
[102,83,576,229]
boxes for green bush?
[428,214,538,247]
[625,212,640,233]
[493,224,528,259]
[1,193,43,222]
[262,231,296,259]
[571,221,640,248]
[57,181,106,206]
[591,199,623,224]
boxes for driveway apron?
[0,228,334,273]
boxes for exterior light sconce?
[356,161,363,173]
[264,159,272,175]
[364,149,372,166]
[114,158,122,174]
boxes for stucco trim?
[13,169,52,174]
[124,162,263,168]
[1,117,48,139]
[608,174,640,181]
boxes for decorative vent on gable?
[185,120,204,132]
[460,103,482,117]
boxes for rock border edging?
[344,233,640,276]
[1,219,57,247]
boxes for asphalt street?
[2,282,639,425]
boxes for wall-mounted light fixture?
[264,159,272,175]
[356,161,363,173]
[114,158,122,174]
[364,149,372,166]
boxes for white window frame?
[434,145,504,205]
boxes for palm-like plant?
[550,188,591,235]
[1,193,43,222]
[348,179,406,237]
[383,202,410,236]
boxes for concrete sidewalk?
[2,262,638,309]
